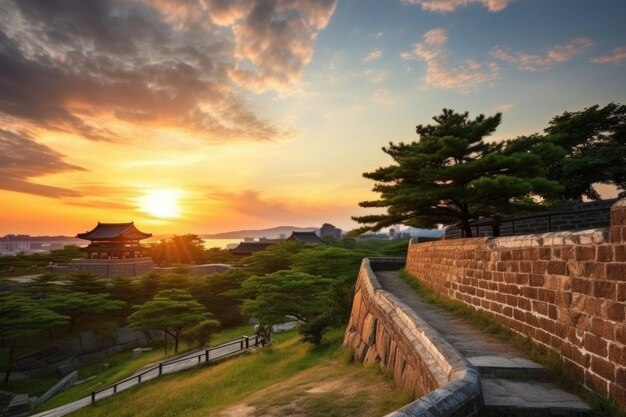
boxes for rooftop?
[77,222,152,241]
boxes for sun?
[137,189,183,218]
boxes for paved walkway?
[376,271,596,416]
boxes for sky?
[1,0,625,236]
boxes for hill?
[200,226,317,239]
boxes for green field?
[67,329,413,417]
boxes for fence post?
[205,349,209,362]
[113,384,117,394]
[91,391,96,403]
[138,374,142,383]
[159,363,163,375]
[245,336,249,349]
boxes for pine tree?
[353,109,562,236]
[128,289,213,353]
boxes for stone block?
[362,314,378,346]
[79,331,98,353]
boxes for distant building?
[229,241,275,258]
[287,231,327,244]
[319,223,342,240]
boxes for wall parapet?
[344,258,482,417]
[406,198,626,408]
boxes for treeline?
[354,103,626,236]
[0,238,407,383]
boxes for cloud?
[401,28,500,93]
[591,46,626,65]
[0,0,337,142]
[0,129,84,198]
[225,0,338,93]
[492,37,593,71]
[495,103,514,112]
[364,49,383,62]
[373,89,396,106]
[401,0,513,12]
[364,69,388,83]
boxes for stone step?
[468,355,548,380]
[481,378,602,417]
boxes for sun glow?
[137,189,183,218]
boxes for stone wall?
[406,198,626,408]
[344,258,482,416]
[14,328,162,378]
[445,198,616,239]
[66,257,154,277]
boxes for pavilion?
[77,222,152,259]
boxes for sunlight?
[137,189,183,218]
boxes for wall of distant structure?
[65,257,154,277]
[444,198,616,239]
[406,198,626,408]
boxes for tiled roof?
[229,241,275,254]
[77,222,152,240]
[287,231,327,244]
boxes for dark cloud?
[0,129,84,197]
[0,0,284,142]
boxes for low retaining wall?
[66,258,154,277]
[406,198,626,408]
[344,258,482,416]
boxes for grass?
[398,269,626,417]
[66,328,413,417]
[30,324,255,412]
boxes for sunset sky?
[1,0,625,236]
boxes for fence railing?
[454,207,610,238]
[90,335,259,403]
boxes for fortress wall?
[406,198,626,408]
[66,257,154,277]
[344,258,482,416]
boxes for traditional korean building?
[77,222,152,259]
[286,231,327,244]
[66,222,155,277]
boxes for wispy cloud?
[591,46,626,65]
[364,69,388,83]
[492,37,593,71]
[364,49,383,62]
[0,0,337,143]
[373,89,396,106]
[0,129,84,198]
[401,28,500,93]
[401,0,513,13]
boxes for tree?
[150,234,206,265]
[183,319,221,347]
[542,103,626,200]
[0,293,68,382]
[65,272,108,294]
[239,271,334,345]
[128,289,213,353]
[353,109,562,237]
[236,240,304,275]
[44,292,124,333]
[191,269,248,327]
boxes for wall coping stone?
[357,259,482,417]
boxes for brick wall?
[66,257,154,277]
[406,198,626,408]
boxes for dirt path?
[217,361,410,417]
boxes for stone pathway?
[376,271,598,417]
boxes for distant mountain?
[201,226,317,239]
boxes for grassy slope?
[31,324,255,412]
[68,329,412,417]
